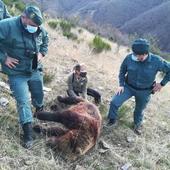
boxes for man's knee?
[110,95,122,108]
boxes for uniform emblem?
[30,13,35,19]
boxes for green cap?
[132,39,150,55]
[24,5,43,26]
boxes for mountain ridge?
[24,0,170,51]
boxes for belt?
[126,81,154,91]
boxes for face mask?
[131,54,139,62]
[26,25,38,33]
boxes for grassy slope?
[0,23,170,170]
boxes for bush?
[59,20,73,33]
[3,0,12,6]
[43,71,55,84]
[91,35,111,53]
[15,2,25,11]
[63,32,78,40]
[78,29,83,34]
[48,20,58,29]
[4,0,25,15]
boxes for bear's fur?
[33,96,102,159]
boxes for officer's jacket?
[119,53,170,88]
[0,0,10,20]
[0,16,49,75]
[67,73,88,99]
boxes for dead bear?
[33,96,102,158]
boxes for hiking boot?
[22,122,33,149]
[134,125,143,135]
[35,106,44,112]
[107,119,117,126]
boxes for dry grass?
[0,22,170,170]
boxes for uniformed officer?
[0,5,49,148]
[0,0,11,20]
[107,39,170,135]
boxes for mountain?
[120,1,170,51]
[23,0,170,51]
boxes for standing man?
[0,5,49,148]
[0,0,11,20]
[107,39,170,135]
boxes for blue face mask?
[131,54,139,62]
[26,25,38,33]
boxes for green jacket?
[67,73,88,99]
[0,16,49,75]
[0,0,11,20]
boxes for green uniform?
[0,16,49,125]
[0,0,11,20]
[0,16,48,75]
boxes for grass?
[59,20,74,33]
[48,20,58,29]
[118,103,133,128]
[99,102,108,118]
[48,19,78,40]
[63,32,78,40]
[43,71,55,84]
[90,35,111,53]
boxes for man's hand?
[5,56,19,69]
[152,83,163,93]
[116,86,124,95]
[37,53,44,61]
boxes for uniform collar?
[131,53,152,63]
[147,53,152,62]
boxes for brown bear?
[33,96,102,159]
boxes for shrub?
[91,35,111,53]
[15,2,25,11]
[43,71,55,84]
[48,20,58,29]
[3,0,12,6]
[63,32,77,40]
[78,29,83,34]
[59,20,73,33]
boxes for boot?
[134,124,143,135]
[35,105,44,112]
[22,122,33,149]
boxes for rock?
[0,97,9,107]
[24,160,34,166]
[126,136,135,143]
[75,165,86,170]
[98,86,104,90]
[98,148,109,154]
[121,163,132,170]
[43,86,52,92]
[0,81,10,90]
[99,140,111,149]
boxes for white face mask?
[26,25,38,33]
[131,54,139,62]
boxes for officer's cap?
[24,5,43,26]
[132,39,150,55]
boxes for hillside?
[24,0,170,52]
[0,17,170,170]
[120,1,170,51]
